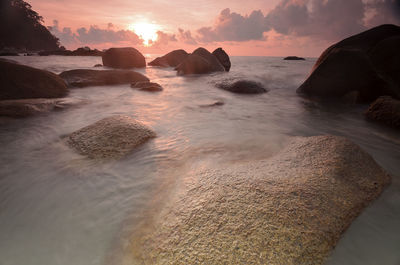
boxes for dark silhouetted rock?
[148,49,189,67]
[0,98,85,118]
[59,69,149,88]
[199,101,225,107]
[102,47,146,69]
[212,48,231,71]
[94,64,102,67]
[131,81,163,92]
[131,135,390,264]
[365,96,400,128]
[66,115,156,159]
[297,24,400,103]
[217,80,267,94]
[283,56,305,60]
[0,52,18,56]
[39,47,104,56]
[0,60,68,100]
[175,47,225,75]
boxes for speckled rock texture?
[130,135,390,265]
[67,115,155,159]
[365,96,400,128]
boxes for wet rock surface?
[175,47,226,75]
[217,80,267,94]
[102,47,146,69]
[131,135,390,265]
[148,49,189,67]
[212,48,231,71]
[365,96,400,128]
[131,81,163,92]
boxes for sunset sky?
[29,0,400,56]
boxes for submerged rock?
[0,60,68,100]
[365,96,400,128]
[212,48,231,71]
[217,80,267,94]
[199,101,225,107]
[148,49,189,67]
[66,115,156,159]
[102,47,146,69]
[0,98,84,118]
[283,56,305,60]
[131,81,163,92]
[131,135,390,265]
[59,69,149,88]
[297,24,400,103]
[175,47,225,75]
[94,64,103,67]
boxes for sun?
[129,23,159,46]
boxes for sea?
[0,55,399,265]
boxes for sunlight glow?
[129,23,159,46]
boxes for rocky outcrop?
[0,60,68,100]
[0,98,84,118]
[39,47,104,56]
[131,135,390,265]
[131,81,163,92]
[217,80,267,94]
[102,47,146,69]
[148,49,189,67]
[59,69,149,88]
[297,24,400,103]
[284,56,305,60]
[212,48,231,71]
[175,47,226,75]
[66,115,156,159]
[365,96,400,128]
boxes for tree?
[0,0,60,51]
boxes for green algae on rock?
[130,135,390,265]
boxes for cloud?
[150,31,177,46]
[178,28,198,45]
[365,0,400,26]
[196,8,268,42]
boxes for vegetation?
[0,0,60,51]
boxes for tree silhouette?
[0,0,60,51]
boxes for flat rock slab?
[59,69,149,88]
[131,135,390,265]
[66,115,156,159]
[0,98,84,118]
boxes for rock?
[200,101,225,107]
[66,115,156,159]
[212,48,231,71]
[283,56,305,60]
[39,47,103,56]
[0,52,18,56]
[297,24,400,103]
[0,98,84,118]
[59,69,149,88]
[102,47,146,69]
[148,49,189,67]
[131,135,390,264]
[365,96,400,128]
[175,47,225,75]
[217,80,267,94]
[0,60,68,100]
[131,81,163,92]
[94,64,103,67]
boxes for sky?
[29,0,400,56]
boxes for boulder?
[297,24,400,102]
[175,47,225,75]
[217,80,267,94]
[365,96,400,128]
[284,56,305,60]
[59,69,149,88]
[0,60,68,100]
[131,135,390,264]
[94,64,103,67]
[102,47,146,69]
[131,81,163,92]
[148,49,189,67]
[212,48,231,71]
[0,98,84,118]
[66,115,156,159]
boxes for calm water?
[0,55,399,265]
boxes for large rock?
[217,80,267,94]
[102,47,146,69]
[297,24,400,103]
[131,81,163,92]
[365,96,400,128]
[131,135,390,265]
[66,115,156,159]
[0,98,84,118]
[0,60,68,100]
[175,47,225,75]
[148,49,189,67]
[59,69,149,88]
[212,48,231,71]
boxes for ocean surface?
[0,55,399,265]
